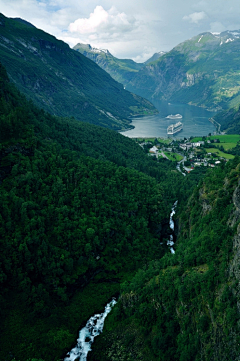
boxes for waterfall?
[64,298,117,361]
[167,201,178,254]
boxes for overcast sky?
[1,0,240,62]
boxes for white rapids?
[64,299,117,361]
[167,201,178,254]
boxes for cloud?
[68,6,138,37]
[209,21,226,33]
[2,0,240,62]
[183,11,206,24]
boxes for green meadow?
[134,137,172,144]
[205,148,235,159]
[191,134,240,148]
[164,152,184,161]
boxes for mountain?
[126,30,240,111]
[0,13,157,131]
[144,51,165,64]
[73,43,145,87]
[73,43,166,88]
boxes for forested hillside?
[0,61,193,361]
[1,44,239,361]
[213,105,240,134]
[91,157,240,361]
[0,13,157,131]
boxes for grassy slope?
[205,148,235,159]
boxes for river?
[121,100,216,138]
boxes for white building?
[149,146,158,154]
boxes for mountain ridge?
[0,13,157,131]
[126,30,240,112]
[73,43,165,87]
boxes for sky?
[1,0,240,62]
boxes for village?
[135,134,237,175]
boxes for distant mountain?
[144,51,165,64]
[0,13,157,131]
[126,30,240,111]
[73,43,144,87]
[73,43,166,88]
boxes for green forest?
[90,158,240,361]
[1,55,240,361]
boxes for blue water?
[121,100,216,138]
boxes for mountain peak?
[73,43,111,55]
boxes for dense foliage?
[91,158,240,361]
[1,54,237,361]
[0,61,190,361]
[213,105,240,134]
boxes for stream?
[64,203,177,360]
[167,201,178,254]
[64,299,117,361]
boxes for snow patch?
[198,35,203,43]
[229,31,240,36]
[225,38,234,43]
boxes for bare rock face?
[228,182,240,228]
[233,184,240,210]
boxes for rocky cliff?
[126,31,240,111]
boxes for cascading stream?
[167,200,178,254]
[64,298,117,361]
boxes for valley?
[1,11,240,361]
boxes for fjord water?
[121,100,216,138]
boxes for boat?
[166,114,182,119]
[167,121,183,135]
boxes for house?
[180,143,192,151]
[149,146,158,154]
[192,141,204,147]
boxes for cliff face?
[126,31,240,111]
[89,159,240,361]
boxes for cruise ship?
[167,121,183,135]
[166,114,182,120]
